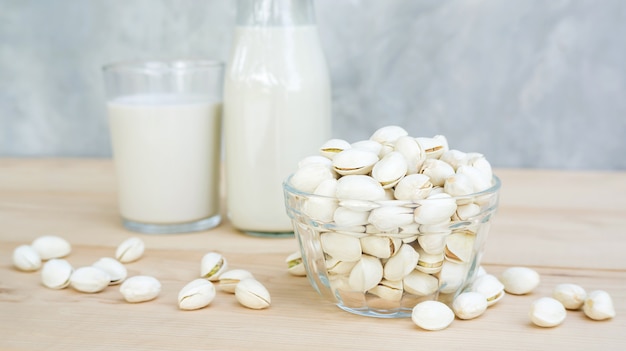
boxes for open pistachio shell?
[219,269,255,292]
[367,206,414,232]
[416,135,449,159]
[439,149,469,171]
[351,139,383,155]
[319,138,351,159]
[332,148,379,176]
[444,231,476,263]
[41,258,73,289]
[369,125,408,146]
[394,174,432,201]
[235,278,271,309]
[200,252,228,281]
[470,274,505,306]
[414,193,457,225]
[420,159,455,187]
[360,236,402,259]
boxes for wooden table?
[0,159,624,350]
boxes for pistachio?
[12,245,42,271]
[439,149,468,170]
[235,278,271,309]
[367,206,414,232]
[285,252,306,277]
[119,275,161,303]
[453,292,488,320]
[420,159,455,187]
[115,237,145,263]
[403,270,439,296]
[41,258,73,289]
[415,135,448,159]
[351,140,383,155]
[499,267,540,295]
[92,257,128,285]
[319,138,351,159]
[393,174,432,201]
[452,203,481,221]
[583,290,615,321]
[470,274,505,306]
[456,165,492,193]
[417,232,448,255]
[415,248,444,274]
[31,235,71,260]
[529,297,566,327]
[371,151,407,188]
[360,235,401,259]
[70,266,111,293]
[333,206,370,227]
[466,152,493,180]
[200,252,228,281]
[552,283,586,310]
[219,269,256,293]
[413,193,457,225]
[297,155,333,169]
[443,173,475,197]
[290,163,336,193]
[178,279,216,310]
[332,148,379,176]
[348,254,383,292]
[326,257,358,275]
[383,244,420,281]
[444,231,475,263]
[335,175,386,201]
[369,279,403,302]
[369,125,408,146]
[320,232,362,262]
[394,135,426,174]
[303,179,338,222]
[411,300,455,331]
[438,261,468,294]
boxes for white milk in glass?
[223,25,332,233]
[108,94,221,225]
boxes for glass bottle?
[223,0,332,236]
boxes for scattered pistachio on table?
[178,279,216,311]
[218,269,255,293]
[12,244,42,271]
[115,237,145,263]
[31,235,72,260]
[200,252,228,281]
[553,283,587,310]
[285,252,306,277]
[583,290,615,321]
[499,267,540,295]
[119,275,161,303]
[70,266,111,293]
[411,300,455,331]
[452,292,488,320]
[41,258,73,289]
[235,278,271,310]
[92,257,127,285]
[529,297,567,327]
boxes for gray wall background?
[1,0,625,170]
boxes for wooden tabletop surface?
[0,158,624,350]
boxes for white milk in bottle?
[108,94,222,226]
[223,0,332,235]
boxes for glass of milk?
[102,60,223,234]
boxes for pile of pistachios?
[11,235,270,311]
[285,125,498,314]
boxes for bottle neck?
[236,0,316,26]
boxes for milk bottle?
[223,0,332,236]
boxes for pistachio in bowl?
[283,126,501,318]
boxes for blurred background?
[1,0,624,169]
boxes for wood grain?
[0,159,624,350]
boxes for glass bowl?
[283,174,501,318]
